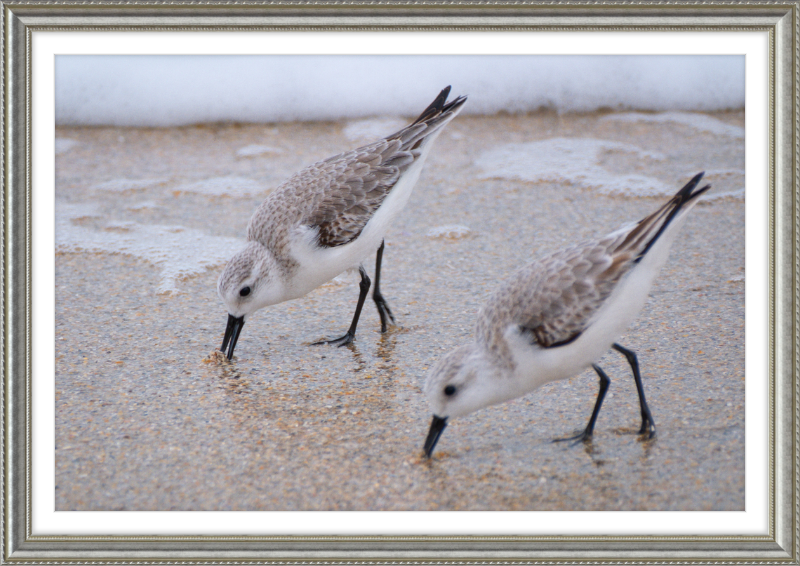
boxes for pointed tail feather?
[411,86,451,125]
[412,85,466,125]
[620,173,711,263]
[392,86,468,149]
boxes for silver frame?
[3,1,795,563]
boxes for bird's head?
[216,242,283,359]
[422,344,498,458]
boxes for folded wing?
[480,173,710,350]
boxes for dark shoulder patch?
[524,325,582,349]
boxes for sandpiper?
[218,87,468,360]
[423,173,710,457]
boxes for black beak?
[423,415,448,459]
[220,314,245,360]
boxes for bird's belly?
[282,225,389,300]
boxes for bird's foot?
[552,429,593,446]
[373,293,396,333]
[312,332,355,347]
[638,420,656,440]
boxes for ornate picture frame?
[4,1,796,563]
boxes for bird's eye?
[239,286,251,297]
[444,385,457,397]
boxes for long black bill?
[220,314,245,360]
[423,415,448,459]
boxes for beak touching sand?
[220,314,245,360]
[423,415,448,459]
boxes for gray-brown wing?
[246,88,466,249]
[303,139,415,247]
[478,172,711,351]
[256,87,466,247]
[245,139,414,248]
[521,238,635,347]
[305,91,467,248]
[479,233,635,350]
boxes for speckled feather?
[478,233,635,355]
[477,175,710,362]
[246,90,468,256]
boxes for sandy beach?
[55,109,745,511]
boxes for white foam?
[55,138,79,154]
[92,178,168,192]
[56,201,244,294]
[55,55,744,127]
[58,202,101,221]
[343,118,407,143]
[426,224,472,240]
[476,138,673,197]
[602,111,744,139]
[235,144,284,157]
[172,176,266,198]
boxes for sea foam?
[56,202,244,294]
[92,178,169,192]
[476,138,673,197]
[55,55,744,127]
[171,176,267,198]
[601,112,745,139]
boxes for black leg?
[312,266,371,347]
[613,343,656,438]
[372,239,395,333]
[554,364,610,444]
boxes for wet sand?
[55,110,745,511]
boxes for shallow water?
[55,110,745,511]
